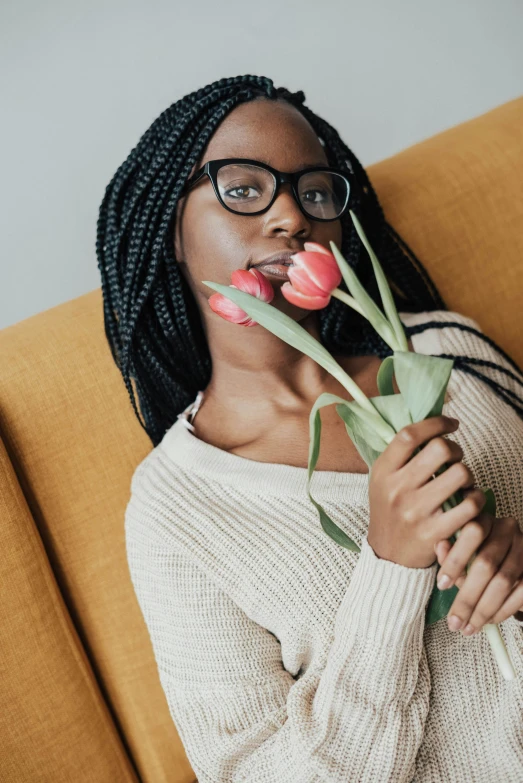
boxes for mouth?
[255,261,294,281]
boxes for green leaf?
[426,582,459,625]
[328,242,401,351]
[482,487,497,516]
[335,417,384,468]
[336,401,390,454]
[393,351,454,422]
[369,393,412,434]
[307,393,361,552]
[348,210,409,352]
[377,356,395,396]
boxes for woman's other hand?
[434,508,523,635]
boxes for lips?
[251,249,299,268]
[255,262,294,280]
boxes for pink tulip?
[208,268,274,327]
[281,241,342,310]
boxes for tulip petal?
[290,250,342,294]
[230,268,274,302]
[250,268,275,302]
[303,241,332,256]
[287,265,326,297]
[208,292,256,325]
[281,283,330,310]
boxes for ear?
[174,197,185,261]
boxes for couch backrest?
[367,95,523,367]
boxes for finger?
[435,540,468,586]
[399,436,463,489]
[462,521,523,634]
[485,580,523,625]
[420,462,474,516]
[435,538,452,565]
[446,519,513,632]
[436,511,493,590]
[379,416,460,473]
[432,488,487,542]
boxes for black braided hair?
[96,74,523,447]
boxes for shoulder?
[401,308,519,367]
[401,309,523,421]
[400,308,481,349]
[125,440,230,573]
[125,444,188,552]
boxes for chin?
[271,290,317,322]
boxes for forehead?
[199,98,328,171]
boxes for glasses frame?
[180,157,353,222]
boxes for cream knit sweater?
[125,310,523,783]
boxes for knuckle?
[454,597,474,615]
[445,550,465,571]
[461,498,480,521]
[474,553,498,574]
[452,461,472,485]
[402,505,418,525]
[468,490,486,514]
[431,437,453,462]
[398,425,415,444]
[496,570,516,590]
[417,524,433,544]
[472,607,491,626]
[386,482,401,507]
[463,519,484,543]
[453,441,464,460]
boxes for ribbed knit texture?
[125,310,523,783]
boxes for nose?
[262,183,311,237]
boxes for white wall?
[1,0,522,329]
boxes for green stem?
[331,288,366,316]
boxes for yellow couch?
[1,95,522,783]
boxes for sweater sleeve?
[126,497,437,783]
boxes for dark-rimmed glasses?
[180,157,353,222]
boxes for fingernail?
[448,615,462,631]
[462,624,475,636]
[438,574,452,590]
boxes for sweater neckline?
[159,311,443,499]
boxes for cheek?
[315,220,342,251]
[180,202,254,288]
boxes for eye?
[224,185,261,201]
[302,188,330,204]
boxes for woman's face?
[174,97,343,323]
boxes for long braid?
[96,74,522,447]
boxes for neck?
[203,309,338,415]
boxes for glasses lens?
[298,170,350,219]
[217,164,275,214]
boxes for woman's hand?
[368,415,489,569]
[434,502,523,635]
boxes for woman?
[98,75,523,781]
